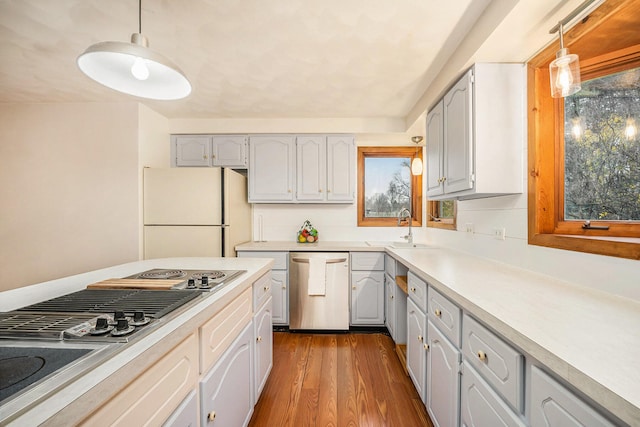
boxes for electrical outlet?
[465,223,474,234]
[493,227,506,240]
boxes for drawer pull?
[257,336,262,342]
[434,309,442,317]
[208,410,217,421]
[263,286,269,291]
[391,295,394,299]
[477,350,487,362]
[418,335,423,342]
[424,343,429,350]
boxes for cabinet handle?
[353,286,356,290]
[264,286,269,291]
[257,336,262,342]
[434,309,442,317]
[208,411,216,421]
[319,189,323,193]
[424,343,429,350]
[288,189,292,193]
[477,350,487,362]
[418,335,423,342]
[442,176,446,182]
[212,154,216,158]
[391,295,394,299]
[327,189,331,193]
[282,285,286,289]
[411,287,416,292]
[203,155,208,159]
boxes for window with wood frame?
[528,0,640,260]
[427,200,457,230]
[357,147,422,227]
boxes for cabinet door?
[385,274,396,338]
[296,135,326,201]
[460,361,526,427]
[326,135,355,201]
[248,135,295,202]
[426,100,444,197]
[530,366,615,427]
[200,322,254,427]
[407,298,427,400]
[212,135,247,168]
[162,389,197,427]
[271,270,288,325]
[443,69,474,194]
[254,297,273,401]
[175,135,212,167]
[350,271,385,325]
[427,320,460,427]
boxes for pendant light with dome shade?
[77,0,191,100]
[410,136,423,176]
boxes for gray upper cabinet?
[248,135,296,202]
[296,135,326,202]
[211,135,248,167]
[173,134,247,168]
[174,135,212,167]
[425,63,525,200]
[326,135,355,202]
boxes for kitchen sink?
[365,241,434,249]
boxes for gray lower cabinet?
[163,389,198,427]
[407,297,427,400]
[350,271,385,325]
[426,320,460,427]
[530,366,615,427]
[460,361,526,427]
[385,274,396,338]
[238,251,289,325]
[200,322,254,427]
[254,296,273,400]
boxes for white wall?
[0,102,140,291]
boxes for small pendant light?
[549,23,581,98]
[410,136,423,176]
[77,0,191,100]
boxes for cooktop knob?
[130,311,150,326]
[96,318,110,330]
[111,318,135,337]
[115,318,129,331]
[114,311,126,320]
[186,279,196,289]
[200,277,210,289]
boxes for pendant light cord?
[138,0,142,34]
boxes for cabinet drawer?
[428,287,461,347]
[199,287,252,373]
[253,272,272,310]
[384,254,396,277]
[82,334,198,427]
[351,252,384,270]
[407,271,428,312]
[460,361,526,427]
[530,366,615,427]
[238,251,288,270]
[462,314,524,412]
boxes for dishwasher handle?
[291,257,347,264]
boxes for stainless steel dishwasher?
[289,252,349,330]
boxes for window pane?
[364,157,410,218]
[564,67,640,221]
[439,200,455,219]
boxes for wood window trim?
[427,200,457,230]
[357,147,423,227]
[528,0,640,260]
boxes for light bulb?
[411,158,423,176]
[131,57,149,80]
[571,117,582,140]
[556,63,573,95]
[625,118,637,140]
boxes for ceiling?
[0,0,590,125]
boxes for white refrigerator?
[143,167,251,259]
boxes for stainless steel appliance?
[143,168,252,258]
[289,252,349,330]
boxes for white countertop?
[0,257,273,426]
[237,240,640,425]
[236,240,382,252]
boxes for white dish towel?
[307,258,327,296]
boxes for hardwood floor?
[249,332,434,427]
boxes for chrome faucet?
[397,207,413,244]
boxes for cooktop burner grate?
[16,289,203,319]
[190,271,226,280]
[0,312,99,339]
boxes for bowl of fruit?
[297,220,319,243]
